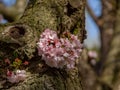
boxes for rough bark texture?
[0,0,85,90]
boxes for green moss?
[73,28,79,35]
[0,0,85,89]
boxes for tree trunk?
[0,0,86,90]
[100,0,116,62]
[95,0,117,74]
[100,1,120,89]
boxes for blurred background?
[0,0,120,90]
[85,0,101,49]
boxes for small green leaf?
[13,51,18,58]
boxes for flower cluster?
[88,51,98,66]
[37,29,83,69]
[7,70,26,83]
[88,51,98,58]
[3,58,29,83]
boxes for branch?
[86,2,98,24]
[0,0,28,22]
[86,2,103,27]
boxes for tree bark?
[0,0,86,90]
[98,0,117,72]
[100,1,120,89]
[86,0,117,74]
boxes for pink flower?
[23,61,29,65]
[4,58,10,64]
[7,70,12,76]
[37,29,83,70]
[7,70,26,83]
[88,51,98,58]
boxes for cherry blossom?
[88,51,98,58]
[7,70,26,83]
[37,29,83,69]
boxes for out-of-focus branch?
[86,2,103,28]
[86,3,98,24]
[0,0,28,22]
[101,0,104,16]
[0,14,3,21]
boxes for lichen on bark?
[0,0,85,89]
